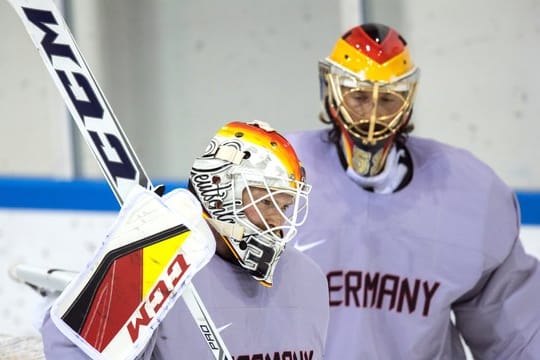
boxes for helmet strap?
[215,145,244,164]
[207,218,245,241]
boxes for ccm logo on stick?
[21,7,138,188]
[127,253,191,342]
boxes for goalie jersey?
[41,246,329,359]
[286,130,540,359]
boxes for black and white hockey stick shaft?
[6,0,230,358]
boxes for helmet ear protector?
[189,121,311,286]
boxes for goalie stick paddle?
[6,0,231,359]
[9,264,76,296]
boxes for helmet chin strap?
[207,218,245,241]
[346,145,408,194]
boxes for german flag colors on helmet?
[328,24,415,82]
[319,23,420,176]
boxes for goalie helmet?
[319,23,419,176]
[189,121,310,287]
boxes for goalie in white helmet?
[40,120,329,359]
[188,120,311,286]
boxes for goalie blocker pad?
[50,187,216,360]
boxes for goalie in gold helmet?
[41,120,329,359]
[319,23,419,190]
[286,22,540,360]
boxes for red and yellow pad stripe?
[68,227,191,351]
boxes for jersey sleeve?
[41,309,157,359]
[453,185,540,358]
[41,310,91,359]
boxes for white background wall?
[0,0,341,181]
[0,0,72,179]
[365,0,540,189]
[1,0,539,188]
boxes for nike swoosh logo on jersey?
[217,322,232,333]
[294,238,326,252]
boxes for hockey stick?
[6,0,231,359]
[9,264,76,296]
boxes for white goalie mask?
[189,121,311,287]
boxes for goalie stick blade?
[9,263,76,296]
[7,0,232,359]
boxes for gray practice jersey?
[41,247,329,359]
[286,129,540,360]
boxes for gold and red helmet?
[319,23,419,176]
[189,121,310,286]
